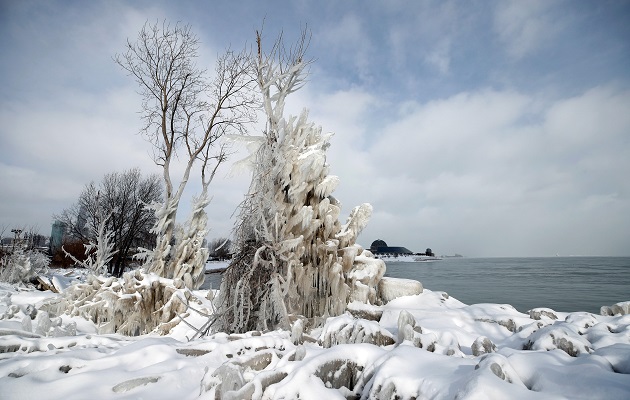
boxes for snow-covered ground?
[1,272,629,399]
[205,260,230,273]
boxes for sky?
[1,0,629,257]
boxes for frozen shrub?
[0,248,49,285]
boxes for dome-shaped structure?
[370,239,387,252]
[369,239,415,255]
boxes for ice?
[378,276,423,303]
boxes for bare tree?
[55,168,163,276]
[115,21,257,286]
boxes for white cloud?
[301,85,630,256]
[317,13,374,83]
[424,39,451,75]
[494,0,557,59]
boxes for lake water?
[385,257,630,314]
[203,257,630,314]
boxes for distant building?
[50,221,67,253]
[369,239,414,255]
[369,239,434,257]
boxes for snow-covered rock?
[471,336,498,356]
[319,313,395,348]
[528,307,558,320]
[601,301,630,316]
[378,276,423,303]
[523,324,593,356]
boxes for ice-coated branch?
[62,213,118,276]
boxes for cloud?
[297,84,630,256]
[424,39,452,75]
[1,0,628,256]
[317,13,374,84]
[493,0,558,59]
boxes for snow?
[1,277,629,399]
[205,260,230,273]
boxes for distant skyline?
[1,0,629,257]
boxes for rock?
[396,310,462,355]
[320,314,395,348]
[472,336,497,356]
[397,309,417,342]
[529,308,558,320]
[346,302,383,321]
[112,376,161,393]
[290,318,304,345]
[475,317,519,333]
[600,301,630,316]
[378,277,423,304]
[313,359,360,391]
[564,312,598,334]
[175,348,211,357]
[523,325,592,357]
[474,353,526,387]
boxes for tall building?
[50,221,67,253]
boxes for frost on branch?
[62,214,117,276]
[214,31,385,333]
[170,192,210,290]
[0,248,49,286]
[136,192,209,289]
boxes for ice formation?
[62,214,117,276]
[169,192,210,290]
[215,33,386,333]
[42,270,210,336]
[0,248,49,286]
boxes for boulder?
[471,336,497,356]
[378,277,423,304]
[529,308,558,320]
[600,301,630,316]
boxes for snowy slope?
[1,282,629,399]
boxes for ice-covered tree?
[0,248,49,286]
[214,30,384,333]
[62,214,118,276]
[0,226,50,285]
[115,21,257,287]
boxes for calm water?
[203,257,630,314]
[385,257,630,314]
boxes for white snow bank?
[1,284,629,399]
